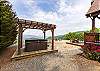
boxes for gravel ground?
[1,41,100,71]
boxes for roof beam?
[16,19,56,31]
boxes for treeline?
[47,28,100,41]
[63,28,100,41]
[47,35,64,40]
[63,31,84,41]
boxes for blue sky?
[8,0,100,37]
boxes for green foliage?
[0,0,17,50]
[82,45,100,62]
[63,31,84,41]
[63,28,100,41]
[90,28,100,33]
[85,52,100,62]
[95,28,100,33]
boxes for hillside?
[47,35,64,40]
[23,35,42,40]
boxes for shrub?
[82,46,100,62]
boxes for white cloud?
[32,11,61,24]
[96,19,100,28]
[8,0,100,36]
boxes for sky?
[8,0,100,37]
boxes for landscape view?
[0,0,100,71]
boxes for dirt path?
[1,41,100,71]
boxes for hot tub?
[25,39,47,52]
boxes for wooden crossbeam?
[17,19,56,31]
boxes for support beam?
[92,16,96,32]
[18,23,23,55]
[43,31,46,39]
[97,15,100,19]
[51,29,54,50]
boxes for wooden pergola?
[16,19,56,55]
[86,0,100,32]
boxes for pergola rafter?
[16,18,56,55]
[16,19,56,31]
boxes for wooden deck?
[11,48,58,61]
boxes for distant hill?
[55,35,64,40]
[47,35,64,40]
[23,35,42,40]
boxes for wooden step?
[11,50,58,61]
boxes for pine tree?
[0,0,17,50]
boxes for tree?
[63,32,84,41]
[0,0,17,50]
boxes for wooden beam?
[22,28,27,32]
[86,10,100,18]
[18,23,23,55]
[43,31,46,39]
[17,19,56,31]
[92,16,96,32]
[97,15,100,19]
[51,29,54,50]
[37,23,44,29]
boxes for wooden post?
[43,31,46,39]
[92,16,96,32]
[18,23,23,55]
[51,29,54,50]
